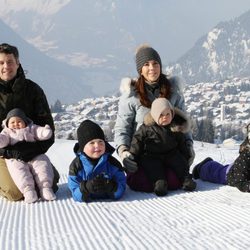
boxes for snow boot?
[154,179,168,197]
[24,189,38,203]
[40,187,56,201]
[192,157,213,179]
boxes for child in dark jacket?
[192,123,250,192]
[68,120,126,202]
[124,98,196,196]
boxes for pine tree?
[194,118,215,143]
[51,99,64,113]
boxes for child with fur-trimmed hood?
[127,98,196,196]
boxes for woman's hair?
[132,74,172,108]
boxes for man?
[0,43,59,201]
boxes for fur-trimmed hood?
[119,75,185,96]
[143,107,191,133]
[119,77,136,97]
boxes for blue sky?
[157,0,250,62]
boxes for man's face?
[0,53,19,81]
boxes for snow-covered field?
[1,139,250,250]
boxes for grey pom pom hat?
[135,45,162,73]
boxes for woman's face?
[141,60,161,83]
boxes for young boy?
[123,98,196,196]
[192,123,250,192]
[68,120,126,202]
[0,108,56,203]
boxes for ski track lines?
[2,175,250,249]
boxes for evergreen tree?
[194,118,215,143]
[51,99,64,113]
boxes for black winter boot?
[192,157,213,179]
[154,180,168,197]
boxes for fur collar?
[119,75,185,96]
[119,77,136,96]
[143,107,191,133]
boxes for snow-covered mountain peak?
[0,0,70,15]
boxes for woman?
[114,44,195,192]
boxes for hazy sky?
[158,0,250,63]
[1,0,249,71]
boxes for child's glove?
[103,178,117,194]
[182,174,197,191]
[186,140,195,166]
[41,125,52,138]
[80,176,106,195]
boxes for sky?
[161,0,250,62]
[2,139,250,250]
[0,0,249,64]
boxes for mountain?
[0,19,95,105]
[166,10,250,84]
[1,1,250,98]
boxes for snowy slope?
[1,140,250,250]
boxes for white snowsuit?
[0,121,54,195]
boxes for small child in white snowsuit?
[0,108,56,203]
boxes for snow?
[1,139,250,250]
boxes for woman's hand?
[121,151,138,173]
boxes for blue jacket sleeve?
[112,168,126,200]
[68,175,83,202]
[105,155,126,200]
[68,157,84,202]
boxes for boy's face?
[83,139,106,159]
[8,116,26,129]
[158,108,173,126]
[0,53,19,81]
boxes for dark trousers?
[140,152,189,184]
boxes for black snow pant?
[140,151,189,185]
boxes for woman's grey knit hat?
[135,45,162,73]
